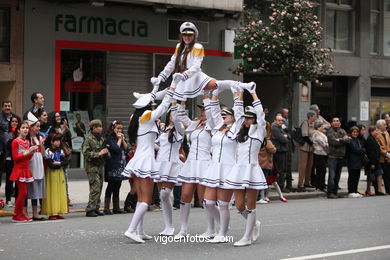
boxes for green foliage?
[234,0,334,83]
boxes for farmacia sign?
[55,14,148,37]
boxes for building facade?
[245,0,390,129]
[23,0,242,168]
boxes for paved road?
[0,196,389,260]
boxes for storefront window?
[60,49,106,168]
[370,98,390,124]
[325,1,354,51]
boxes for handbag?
[62,141,72,159]
[362,154,370,166]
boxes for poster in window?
[66,111,90,152]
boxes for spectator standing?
[0,101,15,188]
[4,115,21,206]
[104,120,128,215]
[25,113,46,220]
[375,119,390,194]
[281,108,294,191]
[326,117,350,199]
[298,111,317,191]
[42,133,68,220]
[271,115,289,191]
[310,120,328,192]
[309,104,331,132]
[48,111,72,206]
[82,119,110,217]
[366,125,386,195]
[346,126,365,198]
[23,92,44,120]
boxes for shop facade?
[24,0,242,168]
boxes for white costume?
[176,99,213,183]
[122,93,173,179]
[200,99,244,188]
[224,100,268,190]
[157,42,214,101]
[155,105,184,183]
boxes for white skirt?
[199,161,234,188]
[122,155,160,180]
[173,72,214,101]
[177,159,210,184]
[154,161,183,183]
[223,163,268,190]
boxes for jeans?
[328,157,344,195]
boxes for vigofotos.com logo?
[154,235,234,245]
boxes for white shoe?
[124,231,145,243]
[139,233,153,240]
[242,82,256,93]
[174,231,188,240]
[252,221,261,242]
[256,199,269,204]
[355,193,363,198]
[199,231,216,239]
[159,227,175,236]
[6,201,13,207]
[208,235,228,243]
[133,92,145,99]
[234,237,252,247]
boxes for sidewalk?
[0,169,371,217]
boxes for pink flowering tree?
[234,0,334,129]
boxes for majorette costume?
[155,22,214,101]
[224,100,268,190]
[154,105,184,184]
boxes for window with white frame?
[371,0,380,54]
[325,0,354,51]
[384,0,390,55]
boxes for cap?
[243,106,256,118]
[89,119,102,129]
[27,112,39,126]
[221,108,234,117]
[180,22,199,37]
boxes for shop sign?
[64,78,102,92]
[55,14,148,37]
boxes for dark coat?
[346,137,366,170]
[366,135,381,170]
[271,124,289,153]
[104,134,127,181]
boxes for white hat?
[180,22,199,37]
[132,92,155,109]
[27,112,39,126]
[243,106,256,118]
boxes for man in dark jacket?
[271,115,289,190]
[326,117,350,198]
[23,92,44,120]
[0,100,14,187]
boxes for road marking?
[281,245,390,260]
[263,218,341,227]
[14,220,65,225]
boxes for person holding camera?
[103,120,128,215]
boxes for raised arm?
[251,92,266,141]
[210,94,224,130]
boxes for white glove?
[150,77,161,86]
[173,73,185,82]
[243,82,256,94]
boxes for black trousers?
[381,162,390,193]
[5,160,16,202]
[104,180,122,198]
[274,152,287,189]
[347,168,361,193]
[152,183,160,206]
[313,154,327,190]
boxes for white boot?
[234,209,256,247]
[159,187,174,236]
[240,82,256,93]
[209,201,230,243]
[124,202,148,243]
[174,202,190,238]
[200,200,218,238]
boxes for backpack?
[291,127,305,146]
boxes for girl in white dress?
[150,22,217,101]
[223,84,268,247]
[123,89,174,243]
[155,104,185,236]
